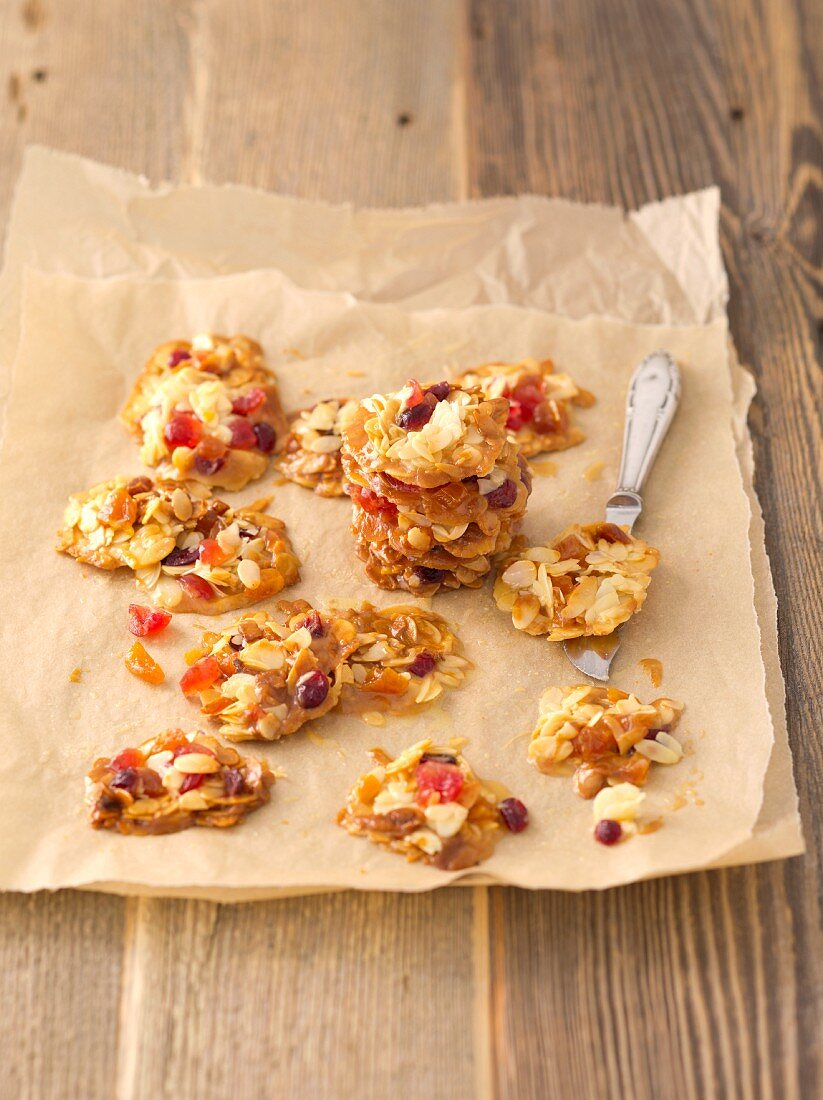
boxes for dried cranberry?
[253,422,277,453]
[425,381,450,401]
[295,670,330,709]
[486,478,518,509]
[499,797,529,833]
[178,574,216,601]
[164,412,203,450]
[179,773,205,795]
[415,760,464,804]
[413,566,445,585]
[229,634,245,651]
[168,348,192,368]
[506,400,525,431]
[224,768,246,797]
[594,819,622,846]
[301,610,325,638]
[229,417,258,450]
[194,451,226,476]
[407,651,437,677]
[128,604,172,637]
[645,728,664,740]
[162,545,200,567]
[396,392,437,431]
[419,752,457,765]
[231,387,266,415]
[110,767,139,793]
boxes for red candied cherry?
[301,610,326,638]
[499,797,529,833]
[179,655,222,696]
[415,760,464,805]
[110,747,145,772]
[164,412,203,450]
[512,379,545,418]
[485,478,518,509]
[506,400,525,431]
[179,773,205,794]
[198,538,230,567]
[168,348,192,368]
[128,604,172,637]
[229,417,258,450]
[295,670,330,710]
[178,574,216,601]
[231,387,267,415]
[396,392,437,431]
[594,819,622,846]
[351,486,398,518]
[407,651,437,677]
[403,379,426,407]
[425,381,451,401]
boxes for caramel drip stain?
[637,818,663,836]
[530,459,558,477]
[282,346,305,359]
[361,711,386,727]
[639,657,663,687]
[346,369,366,378]
[306,730,345,757]
[583,461,605,481]
[68,666,82,683]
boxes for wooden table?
[1,3,819,1097]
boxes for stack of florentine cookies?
[340,379,532,596]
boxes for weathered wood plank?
[0,892,126,1100]
[465,0,821,1096]
[191,0,462,204]
[119,891,481,1100]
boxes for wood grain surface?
[0,2,819,1098]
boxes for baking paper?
[0,268,779,892]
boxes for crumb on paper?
[306,730,346,757]
[530,459,558,477]
[282,347,305,359]
[346,369,366,378]
[638,818,664,836]
[584,461,605,482]
[69,666,82,683]
[639,657,663,687]
[362,711,386,727]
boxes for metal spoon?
[563,350,681,680]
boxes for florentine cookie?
[120,333,288,491]
[57,475,300,613]
[86,729,274,835]
[276,397,358,496]
[181,603,360,741]
[494,522,659,639]
[337,739,529,870]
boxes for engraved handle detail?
[615,351,681,494]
